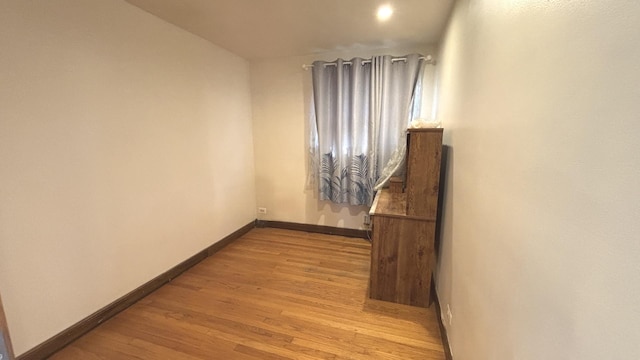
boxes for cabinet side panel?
[411,221,435,307]
[369,216,381,299]
[370,216,399,302]
[406,131,443,218]
[396,219,432,307]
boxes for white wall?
[250,45,436,229]
[435,1,640,359]
[0,0,256,355]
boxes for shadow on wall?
[435,145,451,254]
[435,145,454,304]
[303,187,369,229]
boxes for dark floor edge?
[17,220,256,360]
[434,287,454,360]
[257,220,368,239]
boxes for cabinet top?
[370,190,436,221]
[407,127,443,133]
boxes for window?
[308,54,428,206]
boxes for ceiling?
[125,0,455,60]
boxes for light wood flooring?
[51,228,446,359]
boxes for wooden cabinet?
[369,128,443,308]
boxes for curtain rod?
[302,55,434,70]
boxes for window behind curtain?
[309,54,427,206]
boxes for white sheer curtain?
[309,54,425,206]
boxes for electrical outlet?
[363,214,371,225]
[446,304,453,326]
[258,207,267,214]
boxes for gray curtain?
[311,54,424,206]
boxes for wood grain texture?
[370,190,435,221]
[50,228,445,360]
[405,128,443,218]
[389,177,403,193]
[370,216,434,307]
[371,191,408,217]
[369,128,443,309]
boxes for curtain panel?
[310,54,424,206]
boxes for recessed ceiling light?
[377,4,393,22]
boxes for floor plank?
[50,228,445,359]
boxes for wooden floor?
[51,228,446,359]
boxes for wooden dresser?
[369,128,443,308]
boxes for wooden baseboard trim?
[257,220,368,239]
[433,288,454,360]
[17,220,255,360]
[207,221,256,256]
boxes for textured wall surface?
[435,1,640,359]
[0,0,256,355]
